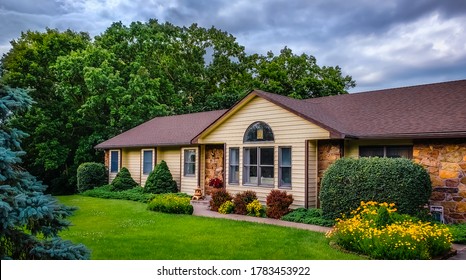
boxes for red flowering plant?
[209,177,223,188]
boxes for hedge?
[320,157,431,220]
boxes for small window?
[184,149,196,176]
[279,147,292,188]
[243,147,274,186]
[110,150,120,173]
[243,121,274,142]
[359,145,413,159]
[229,148,239,184]
[142,150,153,175]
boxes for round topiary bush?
[320,157,432,220]
[144,160,178,194]
[110,167,138,191]
[77,162,107,193]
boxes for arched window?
[243,121,274,143]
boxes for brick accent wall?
[413,139,466,223]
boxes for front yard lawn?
[57,195,362,260]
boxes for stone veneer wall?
[413,139,466,223]
[104,150,109,169]
[317,140,343,207]
[204,145,224,195]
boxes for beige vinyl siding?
[345,139,414,158]
[307,140,318,208]
[181,147,199,195]
[157,146,181,190]
[198,96,330,208]
[140,148,156,187]
[121,148,141,184]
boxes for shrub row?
[326,201,452,259]
[320,157,432,220]
[81,185,156,203]
[281,208,335,227]
[211,188,293,219]
[147,193,193,215]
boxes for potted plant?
[209,177,223,188]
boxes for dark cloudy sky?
[1,0,466,92]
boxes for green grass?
[57,195,363,260]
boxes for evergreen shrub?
[147,193,193,214]
[77,162,107,193]
[320,157,431,220]
[110,167,138,191]
[281,208,335,227]
[266,189,293,219]
[233,190,257,215]
[82,185,155,203]
[144,160,178,194]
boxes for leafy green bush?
[147,193,193,215]
[82,185,155,203]
[327,201,452,259]
[266,189,293,219]
[110,167,138,191]
[246,199,265,217]
[320,157,431,220]
[281,208,335,227]
[210,188,233,212]
[144,160,178,194]
[218,201,235,214]
[233,190,257,215]
[77,162,107,193]
[448,223,466,244]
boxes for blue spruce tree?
[0,84,90,259]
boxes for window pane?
[143,150,153,174]
[184,150,195,175]
[230,148,239,165]
[386,146,413,159]
[260,147,274,165]
[244,148,257,165]
[281,167,292,185]
[260,166,274,185]
[280,148,291,166]
[110,151,119,173]
[229,165,239,183]
[359,146,384,157]
[243,121,274,142]
[244,166,258,184]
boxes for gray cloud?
[1,0,465,92]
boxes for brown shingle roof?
[254,79,466,139]
[95,110,227,149]
[96,79,466,149]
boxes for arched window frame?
[243,121,275,143]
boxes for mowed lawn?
[57,195,363,260]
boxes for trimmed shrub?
[448,223,466,244]
[218,201,235,214]
[266,189,294,219]
[281,208,335,227]
[77,162,107,193]
[82,185,156,203]
[233,190,257,215]
[144,160,178,194]
[320,157,432,220]
[110,167,138,191]
[210,188,233,212]
[147,193,193,215]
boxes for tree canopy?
[0,19,355,194]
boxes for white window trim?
[141,148,155,175]
[183,148,196,177]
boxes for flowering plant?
[209,177,223,188]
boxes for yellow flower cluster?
[326,201,453,259]
[246,199,263,217]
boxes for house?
[95,79,466,223]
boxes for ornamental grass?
[326,201,452,260]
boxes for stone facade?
[317,140,343,207]
[413,139,466,223]
[204,145,224,195]
[104,150,109,169]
